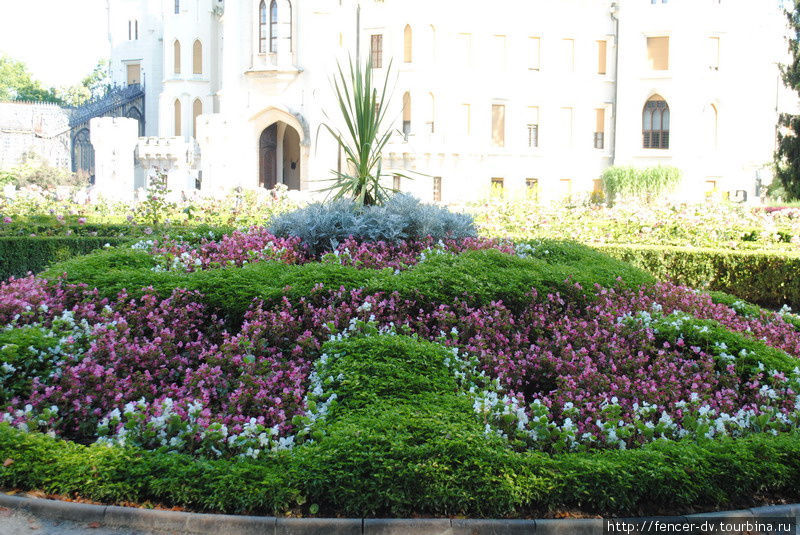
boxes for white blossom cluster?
[94,397,292,459]
[514,241,550,259]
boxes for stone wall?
[0,101,71,170]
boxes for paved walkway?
[0,506,164,535]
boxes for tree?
[0,54,63,104]
[57,84,92,107]
[81,59,112,100]
[775,1,800,200]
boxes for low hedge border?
[0,225,234,281]
[2,398,799,517]
[39,244,654,326]
[597,244,800,310]
[0,237,129,281]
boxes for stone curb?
[1,493,798,534]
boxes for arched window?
[259,0,267,53]
[429,25,436,64]
[192,99,203,138]
[642,95,670,149]
[174,99,182,137]
[705,103,718,150]
[173,40,181,75]
[193,40,203,74]
[269,0,278,53]
[285,0,292,52]
[174,0,180,14]
[402,91,412,139]
[404,25,413,63]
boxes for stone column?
[90,117,139,202]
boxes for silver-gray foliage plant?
[269,194,476,256]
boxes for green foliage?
[3,332,800,517]
[0,54,62,104]
[0,328,57,404]
[775,1,800,200]
[0,424,297,514]
[318,336,459,414]
[81,59,112,101]
[42,243,653,323]
[646,313,799,377]
[0,237,128,280]
[134,171,176,227]
[599,244,800,310]
[5,152,85,191]
[320,57,405,206]
[379,244,653,310]
[601,166,682,205]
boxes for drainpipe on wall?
[610,1,620,166]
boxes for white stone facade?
[103,0,793,203]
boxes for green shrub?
[42,244,654,323]
[3,332,800,517]
[643,313,800,377]
[599,244,800,310]
[0,237,129,280]
[601,166,682,205]
[0,327,57,404]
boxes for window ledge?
[245,65,303,77]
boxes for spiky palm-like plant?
[320,56,407,206]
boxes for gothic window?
[174,99,182,137]
[492,104,505,147]
[174,40,181,74]
[175,0,180,14]
[642,95,670,149]
[259,1,267,53]
[402,91,411,139]
[404,25,413,63]
[72,129,94,179]
[270,0,278,53]
[193,99,203,138]
[193,40,203,74]
[286,0,292,52]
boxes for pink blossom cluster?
[145,228,514,272]
[147,228,309,271]
[2,272,799,451]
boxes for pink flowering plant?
[138,226,513,273]
[2,236,800,461]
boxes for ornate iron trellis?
[68,84,146,179]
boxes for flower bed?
[1,226,800,517]
[469,199,800,251]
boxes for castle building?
[99,0,790,203]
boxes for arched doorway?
[258,121,301,190]
[259,124,277,189]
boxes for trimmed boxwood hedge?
[598,244,800,310]
[0,237,129,281]
[40,243,654,325]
